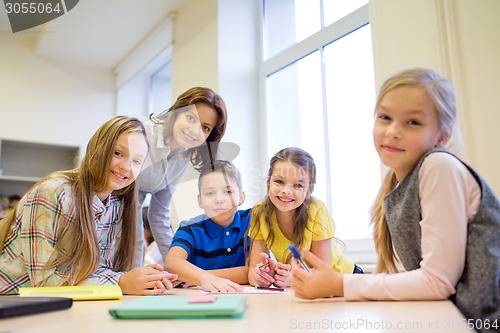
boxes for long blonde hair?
[371,68,457,273]
[0,116,147,286]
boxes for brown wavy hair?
[156,87,227,171]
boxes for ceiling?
[0,0,187,69]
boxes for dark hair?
[159,87,228,171]
[198,160,242,193]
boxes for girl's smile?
[380,144,405,153]
[97,131,148,201]
[110,170,129,182]
[277,196,294,202]
[269,161,310,215]
[373,86,444,182]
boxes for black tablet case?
[0,296,73,318]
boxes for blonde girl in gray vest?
[289,68,500,332]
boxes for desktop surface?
[1,287,473,333]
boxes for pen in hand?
[257,262,270,270]
[288,244,311,272]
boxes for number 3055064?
[5,2,62,14]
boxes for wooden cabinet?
[0,139,79,216]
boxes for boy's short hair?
[198,160,242,192]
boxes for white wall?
[0,34,114,162]
[217,0,262,205]
[370,0,500,194]
[165,0,220,224]
[172,0,219,96]
[168,0,262,225]
[0,35,115,157]
[453,0,500,194]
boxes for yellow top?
[250,198,354,273]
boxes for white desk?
[1,288,473,333]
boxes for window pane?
[264,0,320,59]
[116,73,149,118]
[149,61,172,114]
[116,47,172,118]
[324,24,379,239]
[266,51,328,201]
[323,0,368,26]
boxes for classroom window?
[262,1,379,246]
[116,45,173,118]
[263,0,368,59]
[148,61,173,115]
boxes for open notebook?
[0,296,72,318]
[109,295,246,319]
[199,286,288,294]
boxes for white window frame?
[259,4,376,269]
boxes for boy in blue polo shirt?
[165,160,250,292]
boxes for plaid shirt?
[0,175,124,294]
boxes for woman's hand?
[118,264,178,295]
[290,248,343,299]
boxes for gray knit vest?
[384,148,500,331]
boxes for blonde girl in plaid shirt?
[0,116,178,295]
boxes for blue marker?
[288,244,311,272]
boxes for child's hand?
[253,252,276,287]
[289,248,343,299]
[119,264,178,295]
[172,280,193,288]
[200,276,243,293]
[273,262,291,288]
[156,264,179,291]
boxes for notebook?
[18,285,123,300]
[200,286,288,294]
[0,296,72,319]
[109,295,246,319]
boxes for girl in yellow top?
[248,147,361,288]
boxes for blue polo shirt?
[170,209,251,270]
